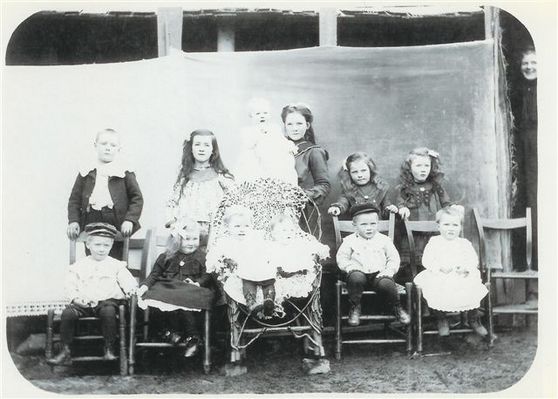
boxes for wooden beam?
[319,8,337,46]
[217,19,235,52]
[157,7,183,56]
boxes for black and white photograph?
[1,2,556,397]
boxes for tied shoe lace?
[348,304,361,326]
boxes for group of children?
[48,99,489,365]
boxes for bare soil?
[10,327,536,395]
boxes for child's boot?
[348,303,361,326]
[245,292,259,314]
[436,312,450,337]
[393,305,411,325]
[467,309,488,337]
[104,342,117,361]
[263,285,276,317]
[47,345,72,365]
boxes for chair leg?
[143,307,150,342]
[46,309,54,359]
[203,310,211,374]
[486,281,495,347]
[118,305,127,376]
[128,295,137,375]
[416,286,423,355]
[335,281,342,360]
[405,283,413,355]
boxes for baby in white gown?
[234,98,298,184]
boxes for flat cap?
[349,203,381,219]
[84,222,118,239]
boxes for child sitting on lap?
[48,223,138,365]
[136,219,214,357]
[413,206,488,337]
[336,204,410,326]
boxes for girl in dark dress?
[281,104,331,206]
[137,220,214,357]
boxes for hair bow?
[427,149,440,159]
[342,158,349,171]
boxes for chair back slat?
[137,228,173,280]
[473,207,532,272]
[403,220,440,278]
[332,213,395,249]
[477,218,527,230]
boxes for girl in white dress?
[166,129,234,245]
[413,206,488,337]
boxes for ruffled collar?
[79,159,133,178]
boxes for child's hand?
[183,278,200,287]
[72,297,89,307]
[67,222,80,240]
[455,267,469,277]
[398,207,410,220]
[440,266,453,274]
[223,258,238,270]
[121,221,133,237]
[377,270,393,278]
[328,206,341,216]
[136,285,148,297]
[385,205,399,214]
[164,218,177,229]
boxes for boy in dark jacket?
[67,128,143,259]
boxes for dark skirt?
[143,280,214,310]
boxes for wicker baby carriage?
[206,178,329,374]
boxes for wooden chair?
[128,228,212,375]
[472,207,537,346]
[45,233,131,376]
[333,213,413,360]
[404,218,489,355]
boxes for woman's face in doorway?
[520,51,537,81]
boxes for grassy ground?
[9,326,537,395]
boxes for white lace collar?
[79,158,133,178]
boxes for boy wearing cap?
[48,223,137,365]
[336,204,410,326]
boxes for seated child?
[269,213,330,302]
[336,204,410,326]
[207,205,276,317]
[234,97,298,184]
[48,223,138,365]
[136,219,214,357]
[67,128,143,260]
[413,206,488,337]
